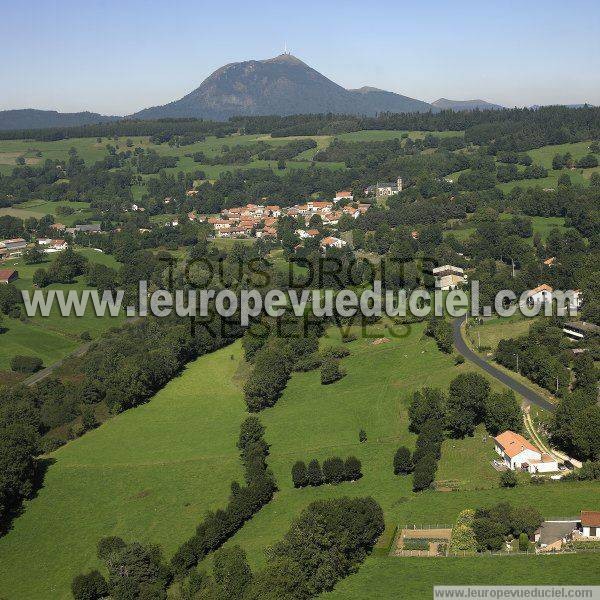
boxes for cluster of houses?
[0,236,68,261]
[535,512,600,552]
[188,192,371,243]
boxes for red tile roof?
[581,511,600,527]
[494,431,540,458]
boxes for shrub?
[306,459,323,486]
[322,457,346,484]
[393,446,413,475]
[97,536,126,561]
[323,345,350,359]
[500,470,518,488]
[359,429,367,443]
[454,355,465,365]
[321,358,345,385]
[71,570,108,600]
[344,456,362,481]
[341,333,357,343]
[293,353,322,372]
[291,461,308,488]
[10,355,43,374]
[518,532,530,552]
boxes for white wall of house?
[582,526,600,537]
[494,444,541,470]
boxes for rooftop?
[494,431,540,458]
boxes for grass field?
[212,323,600,576]
[336,130,465,142]
[0,248,123,376]
[445,215,567,244]
[1,321,599,598]
[466,314,535,351]
[0,199,94,226]
[323,553,600,599]
[0,343,248,600]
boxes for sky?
[2,0,600,115]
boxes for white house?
[432,265,467,291]
[320,236,347,250]
[525,284,553,307]
[493,431,558,473]
[580,511,600,538]
[334,190,354,202]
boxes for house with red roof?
[494,430,559,473]
[0,269,18,284]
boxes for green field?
[323,553,600,599]
[1,321,599,598]
[445,215,567,244]
[0,199,94,226]
[0,344,248,600]
[336,130,465,142]
[0,248,123,376]
[0,133,346,179]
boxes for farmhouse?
[493,430,558,473]
[432,265,466,291]
[0,269,18,284]
[334,190,353,202]
[320,236,347,250]
[535,520,578,551]
[580,511,600,538]
[525,284,553,306]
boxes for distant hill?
[131,53,435,121]
[432,98,504,111]
[0,109,120,131]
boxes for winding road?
[452,316,556,413]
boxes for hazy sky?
[3,0,600,114]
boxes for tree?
[412,452,437,492]
[344,456,362,481]
[393,446,413,475]
[71,570,108,600]
[446,373,490,438]
[322,457,346,484]
[23,247,44,265]
[291,461,308,488]
[408,388,446,433]
[518,532,530,552]
[213,545,253,600]
[484,390,522,435]
[500,470,517,488]
[10,355,43,374]
[306,459,323,486]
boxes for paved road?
[452,316,556,413]
[22,342,91,386]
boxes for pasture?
[0,248,123,376]
[0,344,249,600]
[1,320,599,598]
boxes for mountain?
[0,109,120,131]
[131,53,434,120]
[432,98,504,111]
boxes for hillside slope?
[0,109,120,131]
